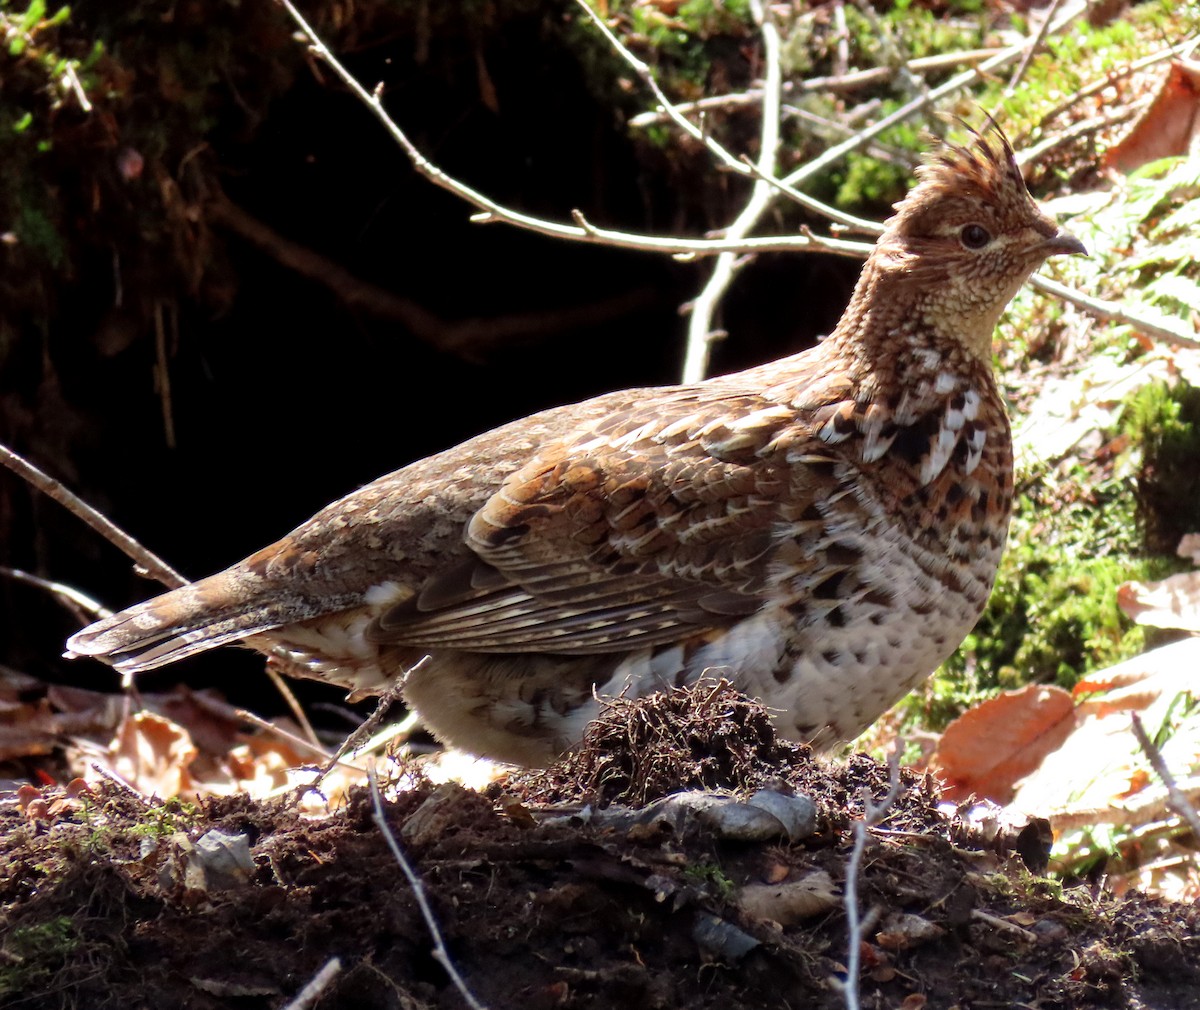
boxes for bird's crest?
[890,120,1033,230]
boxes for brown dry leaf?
[900,995,928,1010]
[1117,571,1200,632]
[1178,534,1200,566]
[931,685,1076,803]
[735,870,840,925]
[1008,640,1200,824]
[1073,638,1200,709]
[1104,59,1200,173]
[108,710,199,798]
[0,698,63,760]
[762,859,791,885]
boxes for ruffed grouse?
[68,126,1084,765]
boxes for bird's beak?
[1043,227,1087,258]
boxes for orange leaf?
[931,685,1076,803]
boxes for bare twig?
[832,1,849,80]
[840,741,904,1010]
[0,438,338,746]
[971,908,1038,942]
[569,0,745,177]
[153,300,178,449]
[262,660,321,746]
[207,193,659,356]
[62,61,93,113]
[780,4,1081,191]
[1131,712,1200,842]
[0,442,187,590]
[682,0,783,382]
[294,663,423,800]
[627,49,1005,127]
[1004,0,1068,96]
[1016,109,1138,166]
[1029,275,1200,351]
[741,158,883,237]
[1030,38,1198,137]
[282,957,342,1010]
[0,566,111,625]
[369,767,489,1010]
[273,0,866,261]
[89,760,153,803]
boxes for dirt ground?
[3,685,1199,1010]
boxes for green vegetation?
[0,916,77,999]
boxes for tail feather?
[65,570,294,674]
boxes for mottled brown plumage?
[67,126,1085,764]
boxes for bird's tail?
[65,567,292,674]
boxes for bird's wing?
[370,379,852,654]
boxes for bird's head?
[864,123,1086,360]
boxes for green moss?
[0,917,78,999]
[1123,381,1200,554]
[984,1,1200,150]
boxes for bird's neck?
[824,259,1000,377]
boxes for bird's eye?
[960,224,991,249]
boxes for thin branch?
[569,0,746,177]
[1004,0,1068,96]
[0,566,111,625]
[780,4,1081,191]
[1016,109,1137,166]
[369,767,490,1010]
[207,193,659,356]
[282,957,342,1010]
[840,742,904,1010]
[1131,712,1200,842]
[0,442,187,590]
[741,156,883,237]
[971,908,1038,943]
[627,49,1005,127]
[1031,38,1199,135]
[273,0,866,261]
[1029,275,1200,351]
[682,0,784,382]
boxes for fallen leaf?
[108,710,199,798]
[736,871,839,924]
[1105,59,1200,173]
[931,686,1076,803]
[1118,571,1200,632]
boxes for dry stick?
[0,566,111,625]
[686,1,1080,380]
[627,49,1005,125]
[1130,712,1200,842]
[271,0,864,259]
[783,104,913,168]
[369,767,490,1010]
[971,908,1037,943]
[683,0,784,382]
[1004,0,1069,95]
[1017,108,1138,166]
[1033,38,1199,133]
[1029,275,1200,351]
[153,300,178,450]
[282,957,342,1010]
[272,1,1187,361]
[832,1,850,80]
[840,742,904,1010]
[570,0,747,178]
[0,442,187,590]
[780,3,1081,192]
